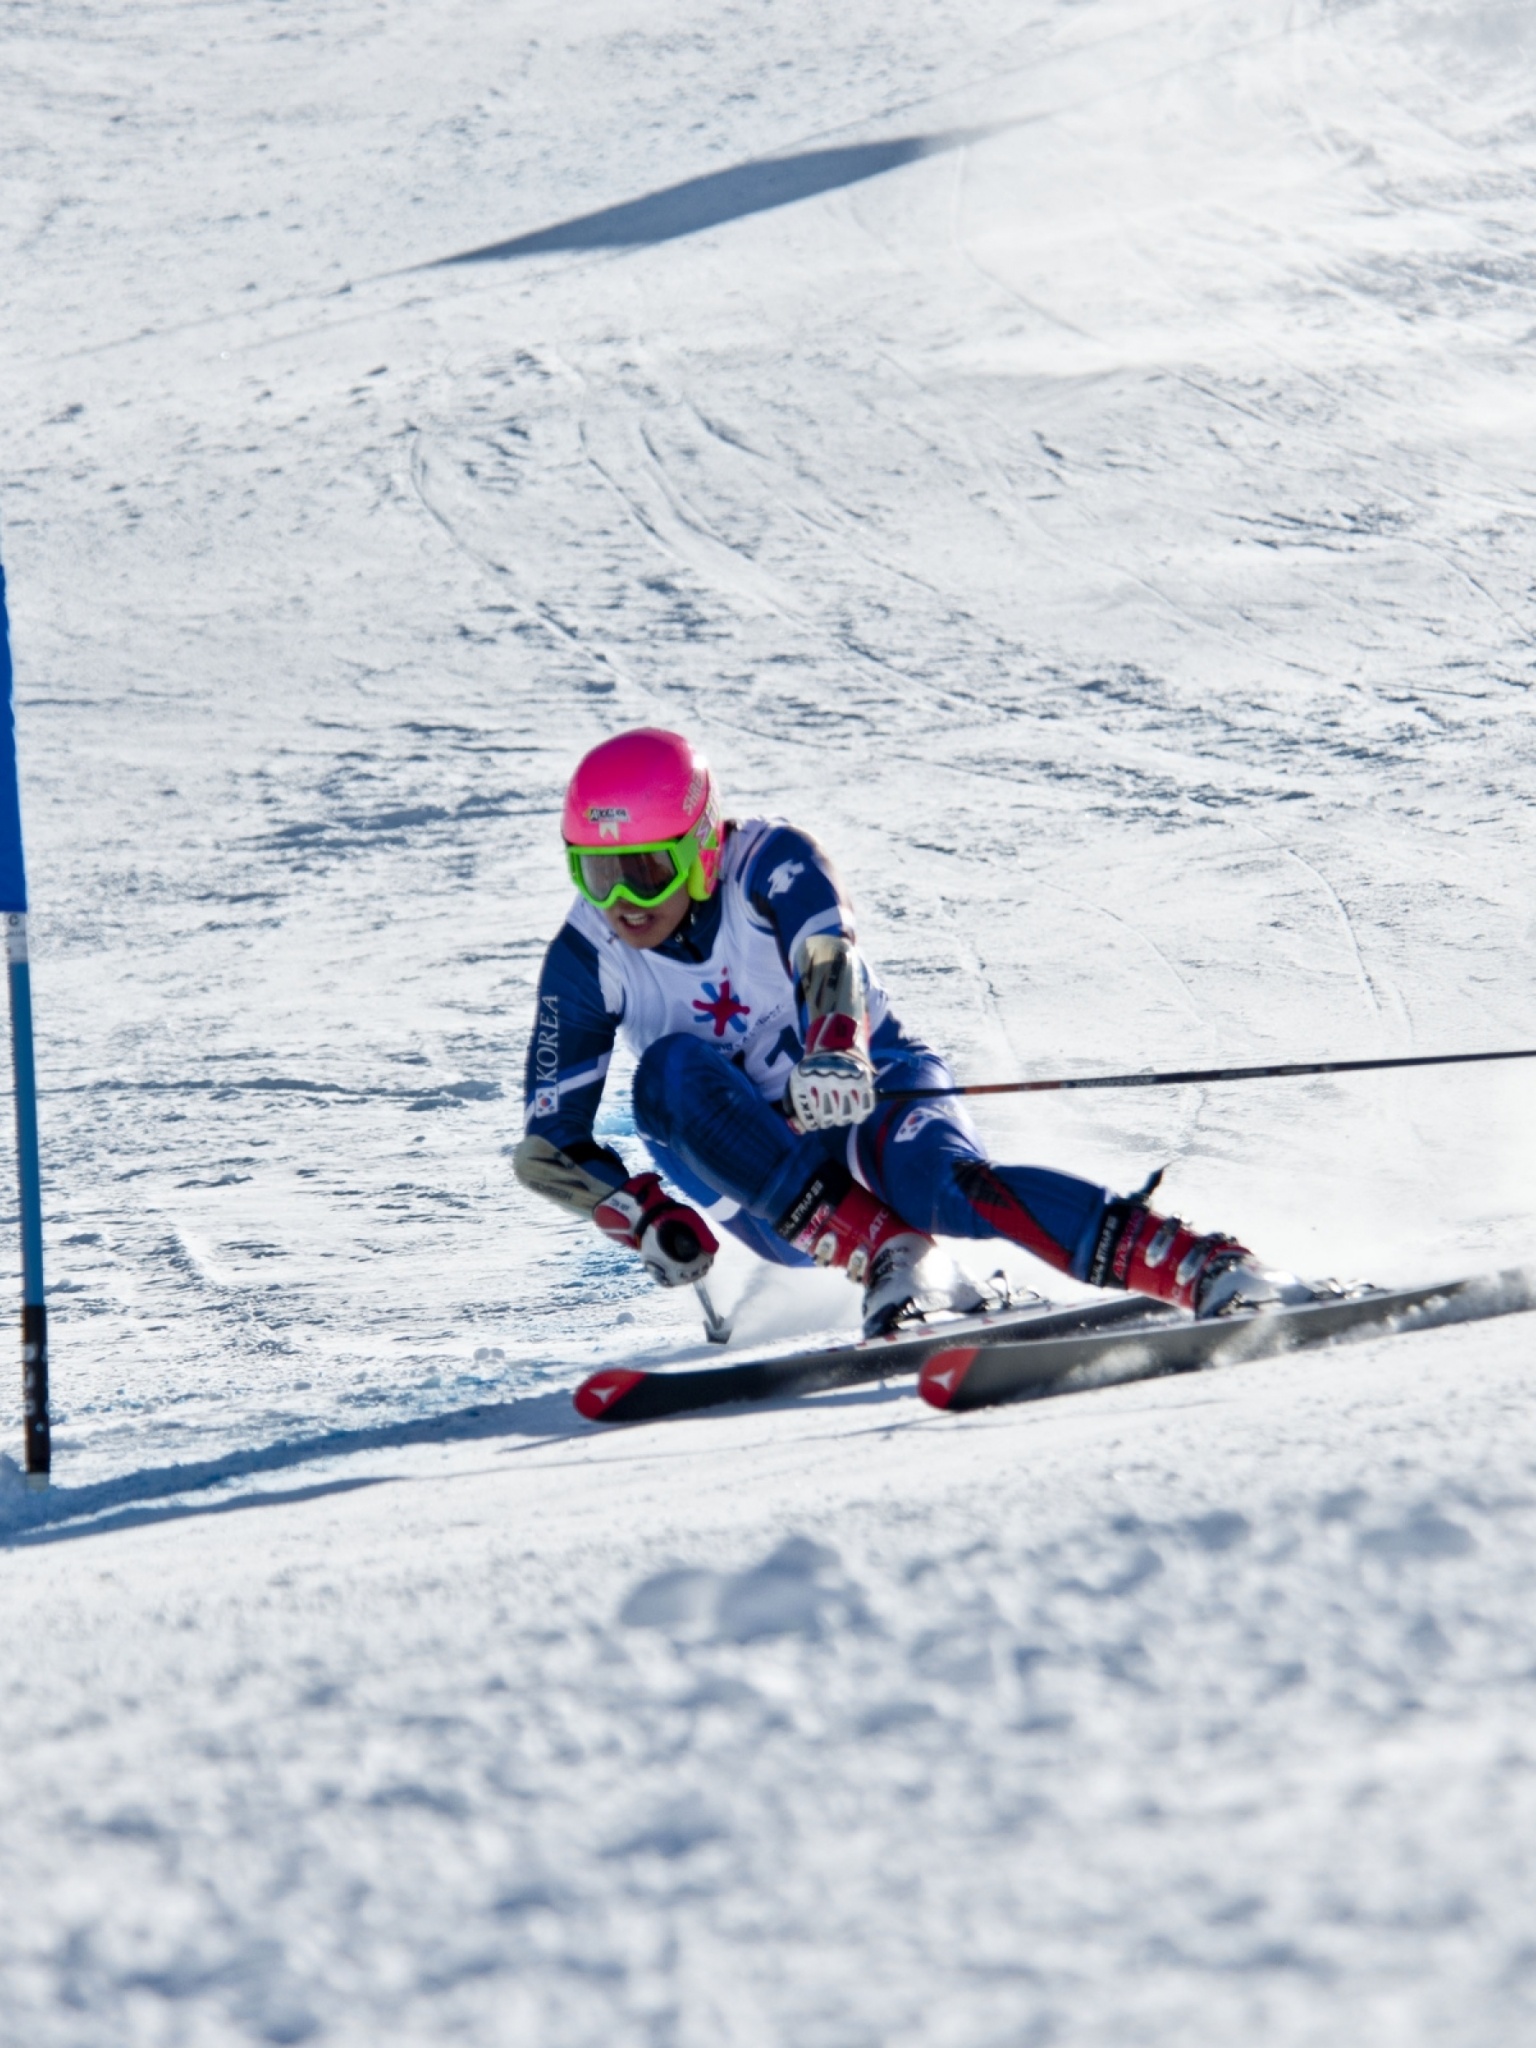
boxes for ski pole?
[694,1278,733,1346]
[880,1045,1536,1102]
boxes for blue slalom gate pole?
[0,560,47,1483]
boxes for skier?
[515,728,1315,1335]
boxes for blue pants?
[632,1032,1113,1283]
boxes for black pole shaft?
[6,913,47,1481]
[880,1045,1536,1102]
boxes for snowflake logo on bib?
[692,977,752,1038]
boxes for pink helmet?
[562,728,724,899]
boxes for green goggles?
[567,830,703,911]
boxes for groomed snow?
[2,0,1535,2039]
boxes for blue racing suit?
[520,819,1117,1280]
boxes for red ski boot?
[1091,1198,1315,1317]
[775,1164,985,1336]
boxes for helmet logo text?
[585,803,630,843]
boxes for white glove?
[788,1047,877,1131]
[788,942,876,1131]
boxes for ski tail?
[570,1294,1173,1426]
[573,1368,647,1421]
[916,1347,979,1409]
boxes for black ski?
[573,1293,1181,1424]
[918,1269,1536,1413]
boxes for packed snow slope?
[3,0,1536,2039]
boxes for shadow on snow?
[432,129,994,266]
[0,1385,583,1549]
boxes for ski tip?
[574,1367,647,1422]
[918,1346,979,1411]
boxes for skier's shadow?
[0,1367,949,1548]
[8,1475,393,1548]
[429,127,999,267]
[0,1386,588,1550]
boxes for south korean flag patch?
[893,1101,947,1143]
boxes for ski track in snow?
[3,0,1536,2039]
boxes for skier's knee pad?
[632,1032,723,1143]
[632,1033,688,1137]
[854,1100,985,1235]
[633,1034,809,1217]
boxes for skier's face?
[603,886,693,949]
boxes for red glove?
[593,1173,719,1289]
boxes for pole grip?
[7,913,48,1480]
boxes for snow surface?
[2,0,1536,2038]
